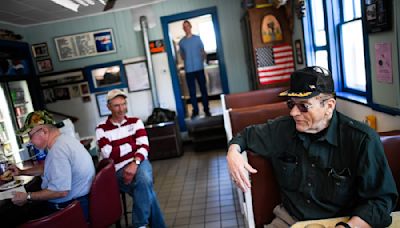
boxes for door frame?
[161,6,229,131]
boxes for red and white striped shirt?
[96,116,149,171]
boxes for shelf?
[14,102,28,107]
[17,113,28,118]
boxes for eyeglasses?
[287,98,330,112]
[28,128,43,139]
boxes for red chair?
[380,135,400,211]
[89,159,122,228]
[18,201,88,228]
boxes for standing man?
[179,20,211,119]
[96,89,166,228]
[227,67,397,228]
[10,110,95,223]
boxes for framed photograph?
[84,60,127,93]
[40,70,84,87]
[36,58,53,73]
[125,61,150,92]
[32,42,49,58]
[42,88,56,103]
[365,0,392,33]
[95,92,112,117]
[53,87,70,100]
[80,82,90,95]
[54,28,116,61]
[294,39,304,65]
[82,95,91,103]
[69,84,81,98]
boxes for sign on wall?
[54,28,116,61]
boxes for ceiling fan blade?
[104,0,116,11]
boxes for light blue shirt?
[179,35,205,73]
[41,134,95,203]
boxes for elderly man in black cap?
[227,66,397,228]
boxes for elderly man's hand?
[11,191,28,206]
[226,144,257,192]
[7,165,21,176]
[123,162,138,185]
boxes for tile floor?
[120,144,244,228]
[185,100,223,119]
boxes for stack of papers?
[0,186,26,200]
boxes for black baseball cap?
[279,66,335,99]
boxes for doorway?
[161,7,229,131]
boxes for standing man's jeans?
[186,70,210,115]
[116,160,166,228]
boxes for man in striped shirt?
[96,89,165,228]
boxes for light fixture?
[51,0,79,12]
[73,0,89,6]
[50,0,108,12]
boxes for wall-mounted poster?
[375,42,393,84]
[261,15,283,43]
[125,61,150,92]
[54,29,116,61]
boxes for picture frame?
[365,0,392,33]
[36,58,53,73]
[54,28,116,61]
[95,92,112,117]
[294,39,304,65]
[39,70,84,87]
[53,87,71,100]
[42,88,56,104]
[82,95,91,103]
[80,82,90,95]
[125,61,150,92]
[69,84,81,98]
[84,60,127,93]
[32,42,49,58]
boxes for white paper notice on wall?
[375,42,393,84]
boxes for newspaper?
[0,185,26,200]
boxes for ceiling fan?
[103,0,116,11]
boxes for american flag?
[256,44,294,85]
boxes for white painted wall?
[46,53,175,138]
[336,99,400,132]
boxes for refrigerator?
[0,81,34,162]
[0,40,41,164]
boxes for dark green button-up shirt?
[230,111,398,227]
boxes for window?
[199,19,217,53]
[304,0,367,97]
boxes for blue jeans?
[186,70,209,114]
[116,160,166,228]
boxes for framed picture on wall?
[125,61,150,92]
[54,28,116,61]
[95,92,111,117]
[365,0,392,33]
[294,40,304,65]
[36,58,53,73]
[80,82,90,95]
[84,60,127,93]
[32,42,49,58]
[53,87,71,100]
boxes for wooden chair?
[18,201,88,228]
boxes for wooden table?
[291,211,400,228]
